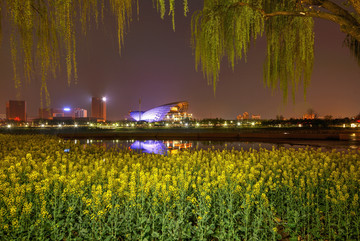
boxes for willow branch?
[302,0,358,24]
[31,4,43,18]
[232,1,360,42]
[349,0,360,16]
[232,2,266,15]
[265,10,360,41]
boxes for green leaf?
[152,231,160,238]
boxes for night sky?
[1,1,360,120]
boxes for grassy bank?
[0,134,359,240]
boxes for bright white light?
[237,122,241,126]
[102,97,107,102]
[58,124,62,128]
[63,107,71,112]
[41,124,45,128]
[74,124,78,128]
[7,124,11,128]
[351,123,357,128]
[251,122,255,126]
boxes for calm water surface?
[74,139,360,155]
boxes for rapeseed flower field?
[0,134,359,240]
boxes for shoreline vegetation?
[1,127,360,142]
[0,134,359,240]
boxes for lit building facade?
[303,114,316,120]
[129,101,190,122]
[6,100,26,121]
[251,115,261,120]
[74,108,87,118]
[237,112,249,120]
[39,108,52,119]
[91,97,106,121]
[52,108,75,118]
[52,108,65,118]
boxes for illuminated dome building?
[129,101,190,123]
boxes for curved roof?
[129,101,188,122]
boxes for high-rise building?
[91,97,106,121]
[6,100,26,121]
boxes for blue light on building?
[129,101,188,122]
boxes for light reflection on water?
[131,141,167,155]
[75,139,360,155]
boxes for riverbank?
[57,128,360,141]
[2,126,359,141]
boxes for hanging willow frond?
[192,0,265,94]
[1,0,135,107]
[263,0,314,101]
[344,34,360,65]
[110,0,133,55]
[154,0,189,30]
[1,0,190,107]
[191,0,314,99]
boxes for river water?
[75,139,360,155]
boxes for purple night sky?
[1,1,360,120]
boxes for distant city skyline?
[1,1,360,120]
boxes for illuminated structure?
[129,101,189,122]
[74,108,87,118]
[237,112,249,120]
[6,100,26,121]
[39,108,52,119]
[63,107,75,118]
[91,97,106,121]
[303,114,315,120]
[52,108,65,118]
